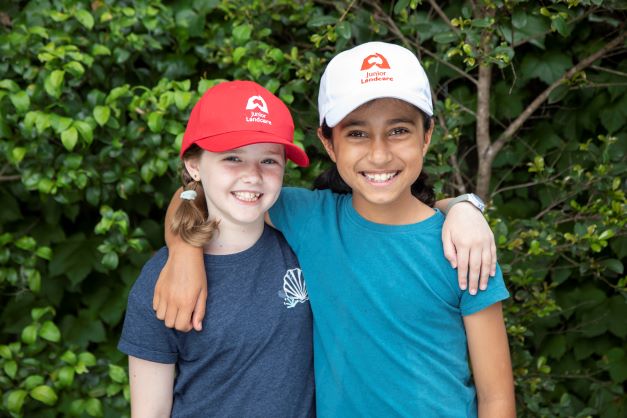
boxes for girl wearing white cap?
[155,44,514,417]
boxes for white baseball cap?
[318,41,433,127]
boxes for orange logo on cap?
[246,95,269,114]
[360,53,391,71]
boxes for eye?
[261,158,281,165]
[390,127,410,136]
[347,130,368,138]
[223,155,242,162]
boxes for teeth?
[363,172,397,182]
[233,191,261,202]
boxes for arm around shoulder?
[463,303,516,418]
[128,356,175,418]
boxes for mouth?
[232,191,263,202]
[360,171,400,184]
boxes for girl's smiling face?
[318,98,433,224]
[184,143,285,229]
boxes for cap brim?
[324,91,433,127]
[192,131,309,167]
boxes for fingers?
[467,247,481,295]
[174,308,194,332]
[164,306,178,329]
[156,299,168,322]
[192,288,207,332]
[490,239,497,277]
[479,247,491,291]
[442,229,458,270]
[456,247,469,292]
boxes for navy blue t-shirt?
[118,226,315,418]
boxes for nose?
[241,162,262,184]
[368,136,393,165]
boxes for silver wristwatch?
[445,193,486,214]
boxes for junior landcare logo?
[360,53,394,84]
[245,95,272,125]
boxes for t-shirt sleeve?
[118,253,179,364]
[460,264,510,316]
[268,187,323,252]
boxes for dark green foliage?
[0,0,625,416]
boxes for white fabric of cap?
[318,42,433,127]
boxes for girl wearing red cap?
[118,81,315,417]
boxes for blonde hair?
[170,145,219,247]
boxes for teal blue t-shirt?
[269,188,510,418]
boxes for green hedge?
[0,0,625,416]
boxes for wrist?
[444,193,485,214]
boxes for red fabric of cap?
[180,80,309,167]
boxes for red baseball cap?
[180,80,309,167]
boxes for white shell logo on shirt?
[278,268,309,308]
[245,95,272,125]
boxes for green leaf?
[21,324,38,344]
[336,21,352,39]
[174,91,192,111]
[12,147,27,163]
[0,79,20,92]
[16,236,37,251]
[6,390,27,413]
[57,366,75,387]
[101,251,119,269]
[308,15,337,27]
[0,345,12,359]
[93,106,111,126]
[433,31,458,43]
[147,112,164,133]
[601,259,624,274]
[548,84,569,104]
[39,320,61,342]
[74,121,94,145]
[64,61,85,77]
[92,44,111,56]
[75,9,95,29]
[24,375,44,390]
[31,306,54,321]
[35,246,52,260]
[44,70,65,98]
[30,385,58,406]
[521,52,572,84]
[512,9,527,29]
[85,398,103,417]
[232,24,252,43]
[606,348,627,383]
[9,91,30,113]
[61,127,78,151]
[4,360,17,378]
[109,364,127,383]
[78,352,97,367]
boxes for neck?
[203,220,265,255]
[352,193,434,225]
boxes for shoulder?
[461,264,510,316]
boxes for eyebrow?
[225,147,284,157]
[341,117,417,128]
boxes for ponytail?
[170,145,219,247]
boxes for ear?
[184,156,201,181]
[317,127,336,163]
[422,118,435,157]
